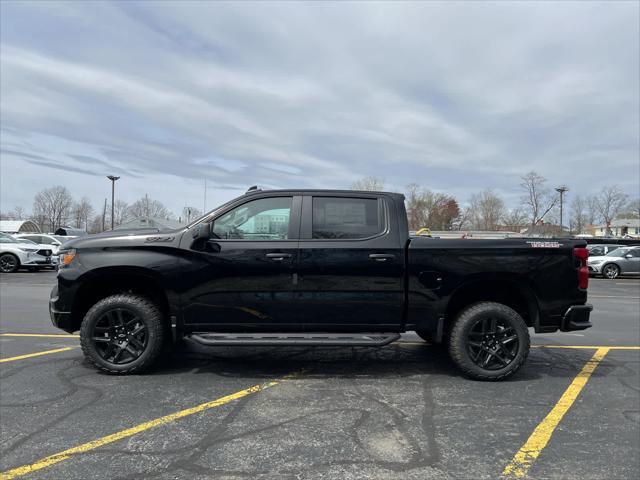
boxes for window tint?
[628,249,640,258]
[312,197,382,239]
[212,197,292,240]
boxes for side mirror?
[625,254,633,259]
[192,222,211,240]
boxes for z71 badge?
[145,236,175,243]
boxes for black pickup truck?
[50,188,592,380]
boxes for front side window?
[212,197,292,240]
[312,197,383,239]
[606,248,630,257]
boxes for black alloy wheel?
[0,254,19,273]
[80,294,166,374]
[92,308,148,365]
[466,316,519,370]
[448,302,530,381]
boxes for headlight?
[588,260,603,265]
[18,247,38,252]
[59,249,77,267]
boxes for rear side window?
[312,197,383,239]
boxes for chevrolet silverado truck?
[50,188,592,380]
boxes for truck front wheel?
[448,302,530,381]
[80,294,166,374]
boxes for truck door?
[181,195,301,328]
[295,194,405,330]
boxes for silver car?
[587,246,640,279]
[586,243,623,257]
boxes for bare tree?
[519,171,559,225]
[467,189,505,230]
[619,198,640,219]
[502,208,528,229]
[181,206,202,223]
[113,200,129,227]
[33,186,73,232]
[71,197,94,230]
[596,185,629,234]
[351,176,385,191]
[12,206,26,220]
[585,195,600,225]
[127,195,172,220]
[404,184,459,230]
[569,196,588,234]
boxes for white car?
[0,233,55,273]
[15,233,70,255]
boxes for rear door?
[295,194,404,330]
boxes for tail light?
[574,247,589,290]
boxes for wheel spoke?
[130,324,146,336]
[489,317,497,334]
[92,336,111,343]
[129,336,144,350]
[501,334,518,345]
[112,345,125,363]
[125,344,140,358]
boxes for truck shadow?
[139,340,602,382]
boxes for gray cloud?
[0,0,638,216]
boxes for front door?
[294,194,405,330]
[620,248,640,274]
[181,195,301,329]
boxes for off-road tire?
[448,301,530,381]
[0,253,20,273]
[80,294,166,374]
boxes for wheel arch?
[69,266,172,332]
[444,275,540,331]
[0,251,22,272]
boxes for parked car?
[50,188,592,380]
[587,246,640,279]
[15,233,69,256]
[586,243,623,257]
[0,233,54,272]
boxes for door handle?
[369,253,395,262]
[266,253,292,261]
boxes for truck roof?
[244,188,405,201]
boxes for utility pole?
[555,186,569,235]
[107,175,120,230]
[102,198,107,232]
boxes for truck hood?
[62,228,184,249]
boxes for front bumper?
[560,304,593,332]
[588,263,603,274]
[49,284,74,332]
[23,252,56,266]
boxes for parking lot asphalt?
[1,272,638,479]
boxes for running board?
[188,332,401,347]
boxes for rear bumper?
[560,304,593,332]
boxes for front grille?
[37,249,52,257]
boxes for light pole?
[555,186,569,235]
[107,175,120,230]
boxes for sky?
[1,0,639,219]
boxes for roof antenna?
[246,185,260,193]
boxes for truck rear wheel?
[448,302,530,381]
[80,294,166,374]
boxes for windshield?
[0,234,21,243]
[606,248,630,257]
[52,236,68,243]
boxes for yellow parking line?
[0,347,76,364]
[0,333,79,339]
[0,374,295,480]
[502,347,610,479]
[532,345,640,350]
